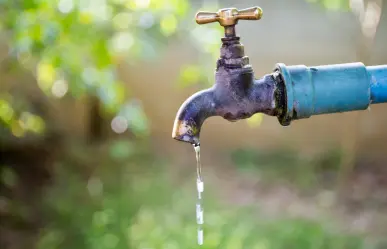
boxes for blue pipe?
[368,65,387,104]
[275,62,387,125]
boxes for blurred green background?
[1,0,387,248]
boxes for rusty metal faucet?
[172,7,280,145]
[172,6,387,145]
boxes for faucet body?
[172,6,387,145]
[172,36,280,145]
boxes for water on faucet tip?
[193,144,204,245]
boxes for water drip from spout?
[194,144,204,246]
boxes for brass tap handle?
[195,7,263,27]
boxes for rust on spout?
[172,89,216,145]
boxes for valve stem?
[224,26,236,37]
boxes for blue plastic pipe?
[368,65,387,104]
[275,62,387,125]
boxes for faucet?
[172,6,387,145]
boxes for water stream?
[194,144,204,246]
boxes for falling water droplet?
[194,144,204,246]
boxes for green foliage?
[0,93,45,138]
[118,100,149,137]
[1,166,18,187]
[108,140,137,160]
[34,149,380,249]
[0,0,219,137]
[178,23,224,88]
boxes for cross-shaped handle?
[195,7,263,27]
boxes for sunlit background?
[1,0,387,248]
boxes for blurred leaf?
[100,82,127,113]
[112,12,133,30]
[0,99,14,124]
[126,0,151,10]
[109,31,135,54]
[2,167,17,187]
[160,14,177,37]
[37,229,64,249]
[93,40,112,69]
[19,112,46,133]
[102,233,119,248]
[179,65,203,87]
[109,140,135,160]
[10,119,25,137]
[246,113,263,128]
[79,11,93,24]
[30,24,43,42]
[37,61,56,92]
[172,0,188,17]
[0,0,224,138]
[120,101,149,137]
[323,0,345,10]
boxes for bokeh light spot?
[79,12,94,24]
[138,12,154,29]
[87,177,103,197]
[19,112,46,134]
[37,62,56,92]
[17,51,31,65]
[110,32,134,53]
[160,15,177,36]
[323,0,342,10]
[2,168,17,188]
[113,12,133,30]
[127,0,150,9]
[180,65,201,87]
[51,80,69,98]
[252,240,270,249]
[111,116,128,134]
[11,120,25,137]
[58,0,74,14]
[103,233,119,248]
[0,99,14,124]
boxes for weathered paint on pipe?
[275,62,387,126]
[368,65,387,104]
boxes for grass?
[30,141,386,249]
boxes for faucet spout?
[172,88,216,145]
[172,72,279,145]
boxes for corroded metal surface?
[172,89,216,145]
[172,34,280,145]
